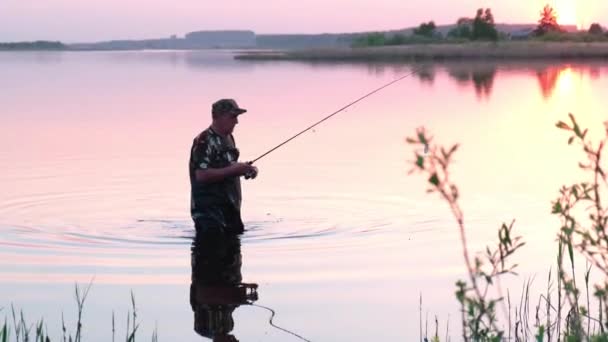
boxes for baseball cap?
[212,99,247,116]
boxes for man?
[189,99,258,235]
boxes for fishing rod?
[249,66,424,165]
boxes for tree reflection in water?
[413,62,601,101]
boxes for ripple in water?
[0,192,451,256]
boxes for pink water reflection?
[406,61,606,101]
[0,51,607,341]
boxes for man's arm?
[195,163,255,184]
[190,132,256,184]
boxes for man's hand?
[243,162,258,180]
[230,162,257,177]
[195,162,257,184]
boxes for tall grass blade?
[11,304,20,341]
[1,320,8,342]
[130,291,137,342]
[585,262,591,340]
[74,280,93,342]
[125,312,130,342]
[151,322,158,342]
[126,324,139,342]
[36,319,43,342]
[419,294,422,342]
[112,311,115,342]
[546,269,552,342]
[62,312,66,342]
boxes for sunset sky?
[2,0,606,42]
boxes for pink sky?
[2,0,606,42]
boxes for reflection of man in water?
[189,99,258,234]
[190,231,258,341]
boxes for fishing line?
[250,66,424,164]
[249,303,312,342]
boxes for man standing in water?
[189,99,258,235]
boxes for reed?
[1,285,153,342]
[408,112,608,341]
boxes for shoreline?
[3,42,608,62]
[233,42,608,61]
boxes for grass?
[1,284,156,342]
[536,31,608,43]
[408,113,608,341]
[234,41,608,61]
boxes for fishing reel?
[244,168,258,180]
[244,162,258,180]
[239,282,259,303]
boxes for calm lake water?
[1,50,607,341]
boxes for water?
[0,50,607,341]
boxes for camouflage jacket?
[189,127,242,223]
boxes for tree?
[457,17,473,26]
[535,4,561,35]
[448,18,473,39]
[448,25,472,39]
[471,8,498,41]
[589,23,604,35]
[413,21,437,38]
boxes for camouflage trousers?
[193,205,244,235]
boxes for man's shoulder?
[192,128,227,155]
[193,128,210,145]
[194,128,222,146]
[190,129,216,163]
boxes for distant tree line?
[0,41,66,50]
[353,7,503,47]
[352,4,608,47]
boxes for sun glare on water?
[555,67,575,93]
